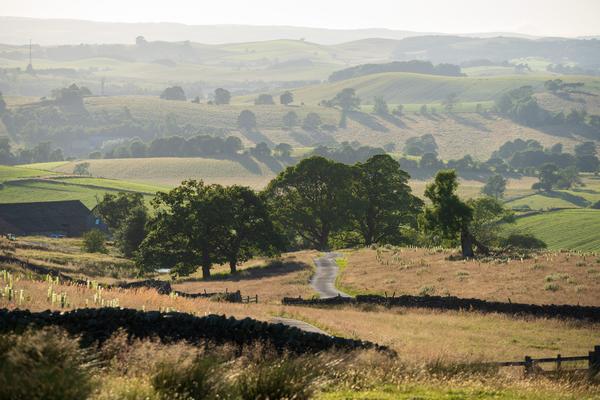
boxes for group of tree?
[0,139,64,165]
[137,181,281,277]
[321,88,361,128]
[99,134,243,160]
[51,83,92,109]
[496,85,600,136]
[254,92,293,106]
[329,60,464,82]
[93,155,539,278]
[160,86,186,101]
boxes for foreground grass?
[2,328,597,400]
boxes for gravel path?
[310,252,351,299]
[270,317,330,336]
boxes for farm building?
[0,200,105,237]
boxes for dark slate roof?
[0,200,94,236]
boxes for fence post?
[556,354,561,372]
[589,346,600,379]
[524,356,533,376]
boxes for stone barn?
[0,200,105,237]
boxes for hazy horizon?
[2,0,600,38]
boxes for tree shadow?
[541,190,590,207]
[254,154,284,174]
[241,129,275,146]
[348,111,389,132]
[380,114,407,128]
[234,153,262,174]
[448,114,491,132]
[290,130,316,146]
[179,260,310,283]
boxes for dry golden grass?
[170,250,318,303]
[339,247,600,306]
[2,269,598,364]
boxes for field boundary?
[0,308,394,355]
[282,294,600,321]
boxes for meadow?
[336,247,600,305]
[508,209,600,252]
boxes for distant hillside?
[0,17,428,46]
[291,71,600,104]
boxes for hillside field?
[508,209,600,252]
[336,247,600,305]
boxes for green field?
[288,71,600,105]
[509,209,600,251]
[48,157,278,188]
[0,165,56,182]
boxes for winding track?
[310,252,351,299]
[271,252,351,334]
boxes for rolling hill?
[288,71,600,105]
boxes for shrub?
[236,356,319,400]
[0,328,93,400]
[82,229,108,253]
[96,377,158,400]
[418,285,436,296]
[544,282,560,291]
[500,233,547,250]
[591,200,600,209]
[152,356,224,400]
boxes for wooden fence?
[492,346,600,378]
[241,294,259,304]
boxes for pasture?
[336,247,600,306]
[508,209,600,252]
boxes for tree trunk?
[460,229,475,258]
[201,263,211,279]
[229,259,237,274]
[201,249,211,279]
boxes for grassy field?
[288,71,600,105]
[47,157,277,188]
[508,209,600,252]
[336,247,600,305]
[2,234,599,399]
[0,175,162,208]
[0,165,56,182]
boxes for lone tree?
[350,154,423,245]
[254,94,275,105]
[214,88,231,105]
[95,192,145,232]
[263,156,353,250]
[481,174,507,199]
[237,110,257,131]
[442,93,458,113]
[138,180,227,278]
[217,185,282,273]
[282,111,299,129]
[302,112,321,131]
[532,163,559,192]
[331,88,360,128]
[95,192,148,257]
[160,86,186,101]
[280,91,294,105]
[373,97,389,116]
[73,162,91,176]
[423,170,475,257]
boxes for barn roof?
[0,200,95,236]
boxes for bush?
[591,200,600,209]
[0,328,93,400]
[82,229,108,253]
[236,356,319,400]
[152,356,225,400]
[500,233,547,250]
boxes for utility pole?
[26,39,34,74]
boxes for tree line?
[94,155,531,279]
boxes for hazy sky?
[2,0,599,37]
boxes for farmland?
[508,209,600,252]
[336,247,600,305]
